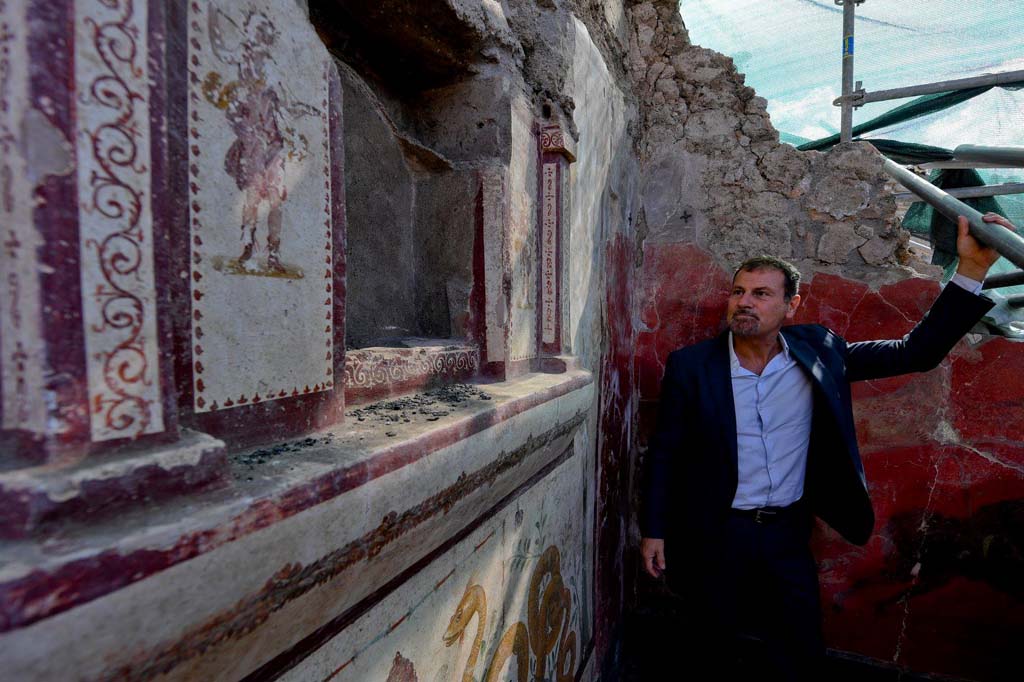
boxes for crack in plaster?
[934,419,1024,476]
[958,442,1024,477]
[893,453,944,666]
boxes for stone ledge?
[0,370,593,651]
[0,430,229,539]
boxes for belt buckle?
[753,508,776,524]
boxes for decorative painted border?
[540,124,575,162]
[74,0,164,441]
[541,162,558,345]
[0,0,46,433]
[186,1,333,413]
[343,346,479,405]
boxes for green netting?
[902,169,1007,269]
[796,83,1024,160]
[856,139,952,165]
[797,87,1004,153]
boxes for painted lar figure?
[202,6,316,275]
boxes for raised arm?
[847,214,1010,381]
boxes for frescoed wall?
[2,1,1018,680]
[281,451,588,682]
[0,0,633,680]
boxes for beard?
[728,312,760,336]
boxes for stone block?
[0,430,227,538]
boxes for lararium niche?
[325,19,484,405]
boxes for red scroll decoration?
[77,0,163,440]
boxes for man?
[640,213,1016,680]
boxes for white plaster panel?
[0,378,594,682]
[187,0,333,412]
[282,452,588,682]
[508,97,537,362]
[482,166,506,363]
[74,0,164,441]
[0,0,46,432]
[566,18,630,366]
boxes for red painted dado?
[951,337,1024,443]
[594,235,637,658]
[635,243,731,402]
[792,272,869,336]
[634,244,1024,678]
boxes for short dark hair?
[733,256,801,300]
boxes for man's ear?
[786,293,802,319]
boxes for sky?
[677,0,1024,146]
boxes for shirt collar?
[728,331,791,373]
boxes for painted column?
[538,124,575,358]
[0,0,182,461]
[0,1,233,537]
[477,166,510,376]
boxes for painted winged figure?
[201,4,318,275]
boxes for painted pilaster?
[0,0,47,436]
[74,0,166,442]
[538,123,576,360]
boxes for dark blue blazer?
[642,283,993,565]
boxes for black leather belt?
[730,503,806,524]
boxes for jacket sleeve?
[846,282,993,382]
[641,351,688,539]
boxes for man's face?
[727,267,801,339]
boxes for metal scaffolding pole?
[895,182,1024,202]
[953,145,1024,168]
[834,69,1024,107]
[983,270,1024,290]
[1007,294,1024,309]
[838,0,860,142]
[919,161,1013,170]
[882,158,1024,270]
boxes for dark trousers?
[724,507,824,680]
[667,507,823,681]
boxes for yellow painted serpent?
[443,545,577,682]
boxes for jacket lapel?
[781,329,840,407]
[707,331,738,473]
[778,327,860,464]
